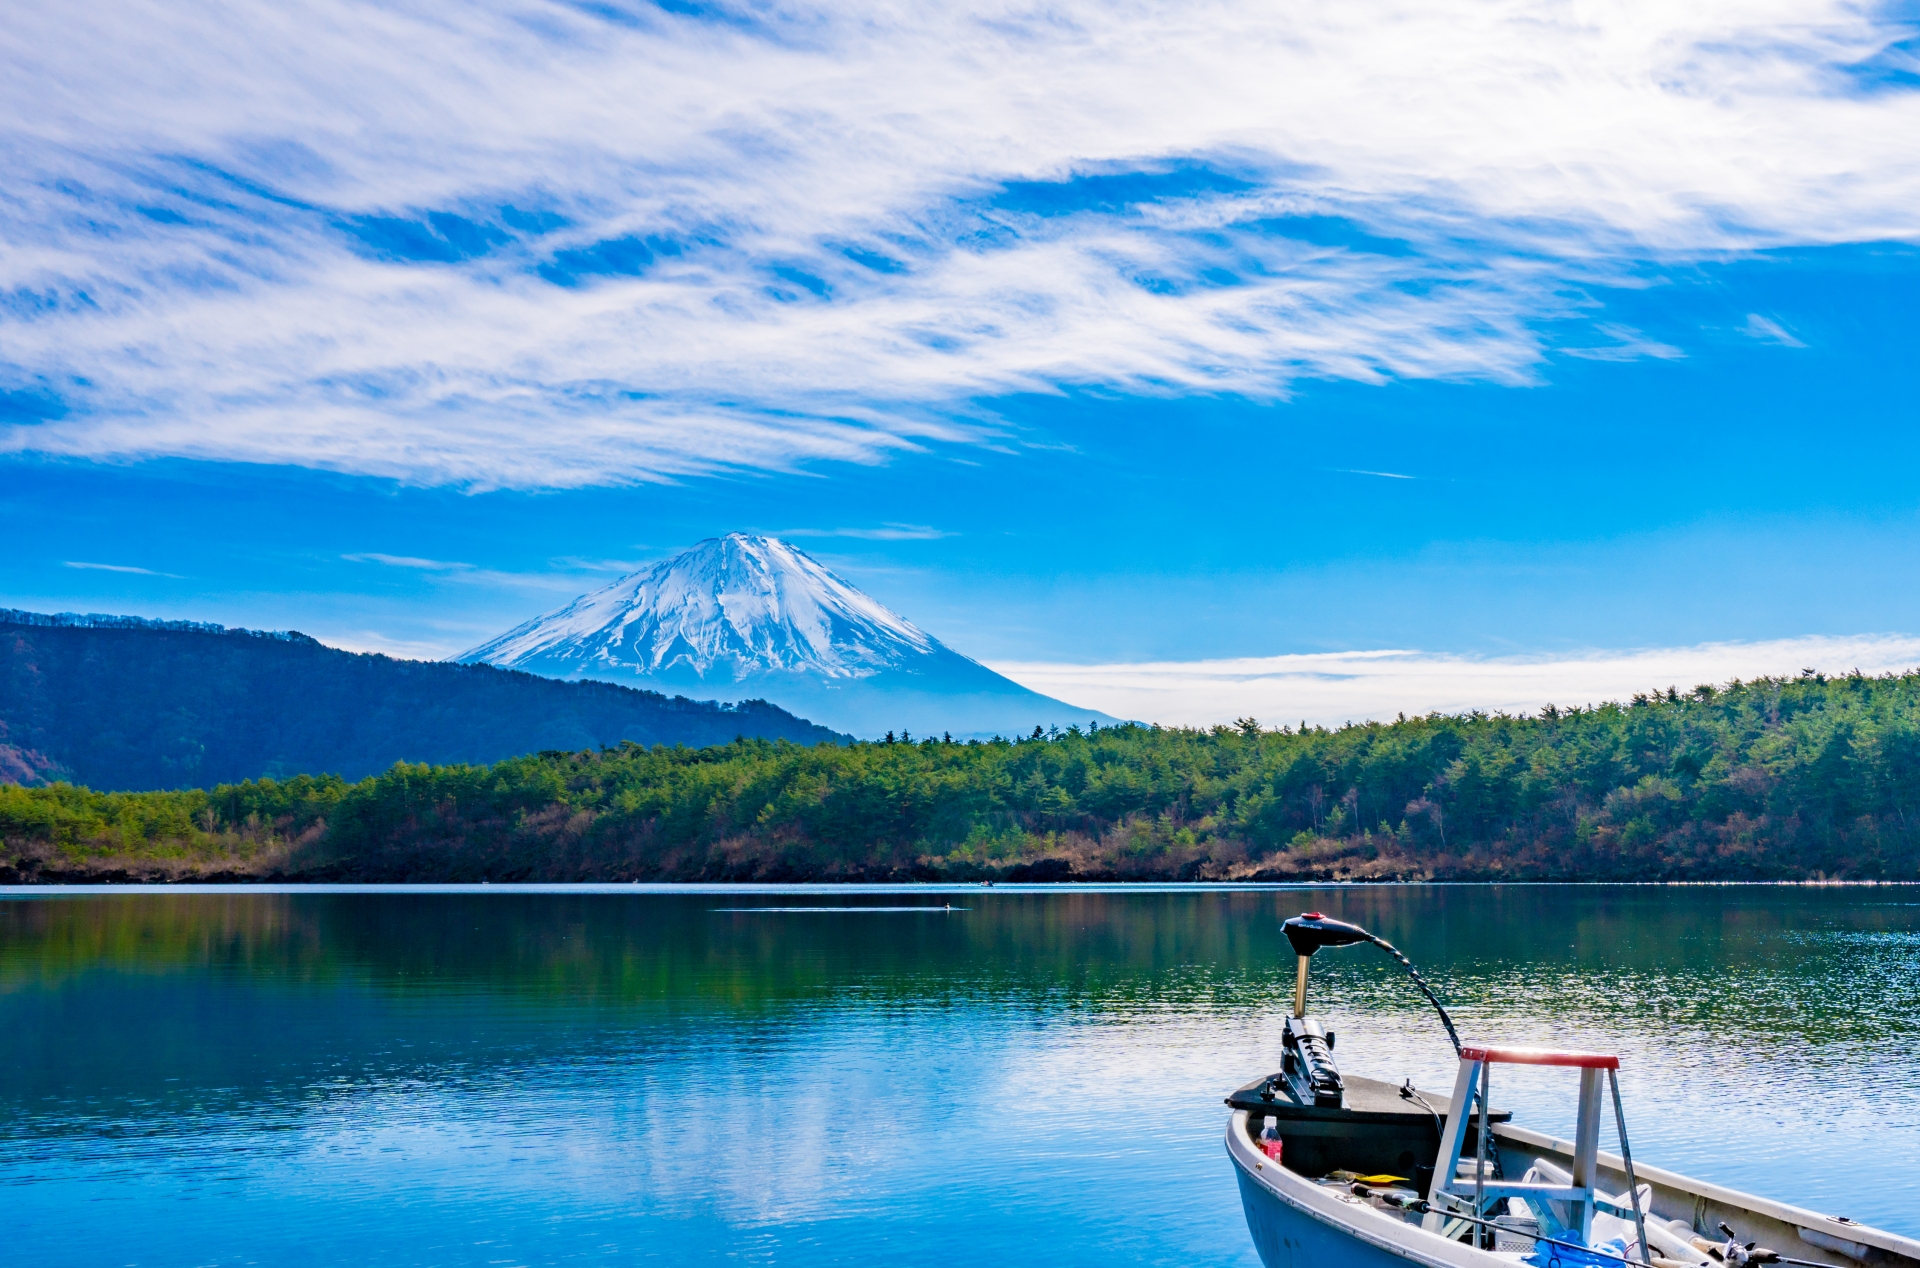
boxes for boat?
[1226,913,1920,1268]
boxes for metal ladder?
[1422,1044,1649,1262]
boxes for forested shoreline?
[6,669,1920,883]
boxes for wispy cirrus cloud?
[993,635,1920,728]
[1741,313,1808,347]
[1559,324,1688,363]
[63,560,182,578]
[548,556,654,574]
[342,553,462,571]
[340,551,592,591]
[2,0,1917,488]
[779,524,955,541]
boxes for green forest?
[7,669,1920,882]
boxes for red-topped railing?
[1457,1045,1619,1070]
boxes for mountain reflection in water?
[4,885,1917,1267]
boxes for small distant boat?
[1227,914,1920,1268]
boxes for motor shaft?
[1293,955,1310,1018]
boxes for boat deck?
[1228,1072,1509,1181]
[1228,1072,1509,1124]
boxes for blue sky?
[4,0,1920,720]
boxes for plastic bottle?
[1259,1121,1284,1161]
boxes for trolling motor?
[1274,912,1465,1109]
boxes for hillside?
[0,610,844,791]
[7,668,1920,882]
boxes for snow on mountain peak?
[457,533,938,682]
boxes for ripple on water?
[1,885,1914,1265]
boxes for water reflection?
[3,886,1915,1266]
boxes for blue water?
[4,884,1916,1266]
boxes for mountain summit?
[456,533,1119,737]
[461,534,934,683]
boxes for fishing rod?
[1705,1221,1837,1268]
[1352,1188,1643,1266]
[1351,1187,1831,1268]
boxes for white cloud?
[311,629,474,660]
[992,635,1920,728]
[342,553,466,571]
[779,524,955,540]
[1740,313,1808,347]
[340,551,600,591]
[1559,323,1687,363]
[62,560,182,578]
[548,556,655,573]
[2,0,1916,487]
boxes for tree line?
[6,669,1920,882]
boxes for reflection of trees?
[4,885,1915,1258]
[7,889,1915,1254]
[0,892,335,993]
[5,887,1915,1026]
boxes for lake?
[5,883,1917,1267]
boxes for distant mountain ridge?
[456,533,1122,738]
[1,608,318,640]
[0,610,844,792]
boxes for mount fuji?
[454,534,1122,739]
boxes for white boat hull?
[1226,1107,1920,1268]
[1228,1108,1503,1268]
[1236,1162,1449,1268]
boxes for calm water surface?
[5,884,1917,1266]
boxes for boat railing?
[1424,1045,1650,1263]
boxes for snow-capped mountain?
[461,534,934,682]
[455,533,1121,738]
